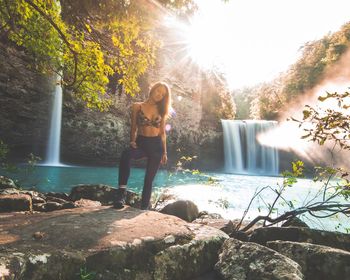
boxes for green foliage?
[209,197,229,209]
[78,266,96,280]
[250,22,350,119]
[169,151,218,184]
[281,160,304,186]
[249,79,286,120]
[200,71,236,120]
[232,87,258,119]
[294,90,350,150]
[0,0,194,110]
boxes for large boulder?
[215,238,303,280]
[160,200,199,222]
[267,240,350,280]
[249,227,350,252]
[0,193,32,212]
[0,206,228,279]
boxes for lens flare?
[165,124,172,131]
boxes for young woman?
[114,82,171,210]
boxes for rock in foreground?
[0,206,228,280]
[267,240,350,280]
[215,238,303,280]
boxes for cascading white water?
[221,120,279,175]
[45,77,63,165]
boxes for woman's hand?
[161,153,167,165]
[130,141,137,149]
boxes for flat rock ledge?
[0,206,228,280]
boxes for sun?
[183,1,234,70]
[163,0,350,90]
[162,0,248,89]
[185,10,229,70]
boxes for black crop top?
[137,108,162,128]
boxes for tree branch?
[23,0,78,87]
[240,203,350,232]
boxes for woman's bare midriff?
[137,125,160,137]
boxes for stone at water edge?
[0,176,17,189]
[282,217,309,228]
[267,240,350,280]
[249,227,350,252]
[45,192,70,201]
[0,193,32,212]
[160,200,199,222]
[215,238,304,280]
[0,188,20,195]
[69,184,140,207]
[69,184,117,205]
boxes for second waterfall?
[221,120,279,176]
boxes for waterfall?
[45,77,63,166]
[221,120,279,175]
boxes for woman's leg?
[118,147,146,186]
[115,147,146,209]
[141,153,162,209]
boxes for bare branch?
[240,203,350,232]
[235,186,269,231]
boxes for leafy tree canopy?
[0,0,195,110]
[250,22,350,120]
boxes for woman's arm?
[159,118,167,164]
[130,103,139,147]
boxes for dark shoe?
[114,188,127,209]
[140,203,151,210]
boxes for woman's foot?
[113,188,127,209]
[140,202,152,210]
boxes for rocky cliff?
[0,41,53,161]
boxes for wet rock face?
[60,94,130,166]
[215,238,303,280]
[267,240,350,280]
[0,43,52,161]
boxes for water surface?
[2,165,348,233]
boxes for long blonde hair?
[149,82,171,119]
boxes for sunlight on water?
[167,174,350,233]
[2,165,349,233]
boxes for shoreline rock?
[0,206,228,280]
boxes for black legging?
[118,135,162,209]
